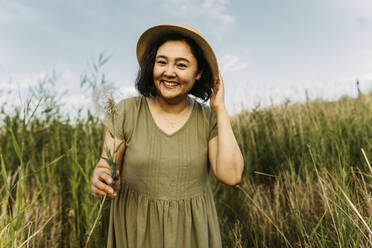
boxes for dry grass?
[1,92,371,247]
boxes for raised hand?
[210,74,226,113]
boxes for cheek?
[153,65,162,79]
[187,71,200,83]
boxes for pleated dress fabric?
[103,96,222,248]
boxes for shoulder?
[117,95,142,105]
[111,96,142,142]
[116,95,142,111]
[193,99,218,140]
[194,99,215,121]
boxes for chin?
[157,89,180,98]
[158,92,186,101]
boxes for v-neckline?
[143,96,196,137]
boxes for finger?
[94,180,114,195]
[113,179,120,192]
[115,168,120,179]
[215,74,221,83]
[92,186,116,200]
[91,185,107,199]
[98,171,113,185]
[217,74,224,86]
[93,166,111,179]
[96,159,111,169]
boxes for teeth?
[163,81,178,86]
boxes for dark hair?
[135,32,214,101]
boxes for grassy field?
[0,90,371,247]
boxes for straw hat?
[136,24,219,82]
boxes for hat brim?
[136,24,219,82]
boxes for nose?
[163,65,176,78]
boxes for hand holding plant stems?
[86,97,125,247]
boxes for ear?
[196,71,202,81]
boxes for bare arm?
[91,130,126,199]
[208,74,244,186]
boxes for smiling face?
[153,40,201,102]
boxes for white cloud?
[220,54,249,72]
[64,94,91,106]
[159,0,235,31]
[357,16,370,31]
[223,70,372,114]
[318,0,372,17]
[65,0,107,19]
[0,72,47,91]
[0,70,81,112]
[358,73,372,81]
[341,1,372,16]
[0,1,39,22]
[201,0,234,25]
[119,86,138,97]
[355,73,372,92]
[55,69,81,91]
[0,67,140,119]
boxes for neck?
[152,96,192,114]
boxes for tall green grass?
[215,93,372,247]
[1,91,371,247]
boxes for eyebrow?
[156,55,191,63]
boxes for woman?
[91,24,244,248]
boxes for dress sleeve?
[102,99,126,141]
[208,109,218,141]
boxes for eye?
[177,63,187,68]
[156,60,166,65]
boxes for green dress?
[103,96,222,248]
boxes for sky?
[1,0,372,118]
